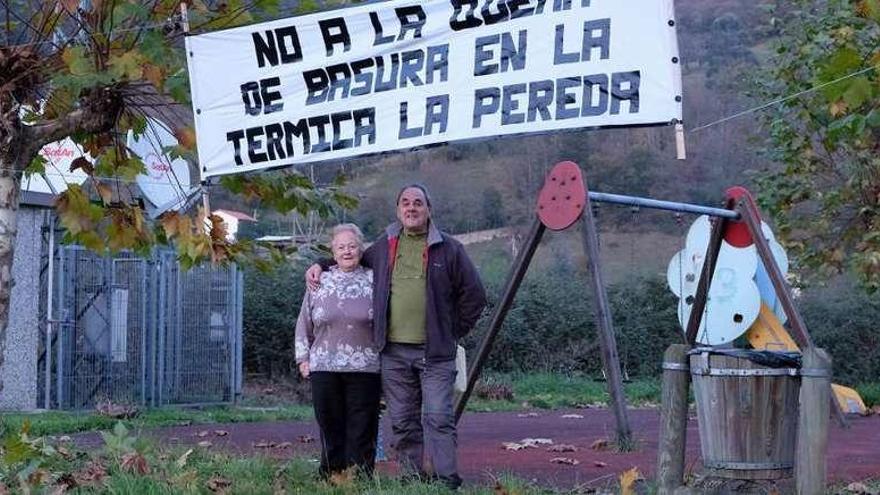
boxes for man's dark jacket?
[325,221,486,362]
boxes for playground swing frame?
[453,161,844,452]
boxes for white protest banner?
[185,0,682,178]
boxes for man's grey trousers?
[381,342,461,488]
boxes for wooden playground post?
[657,344,691,494]
[796,347,832,495]
[580,183,632,447]
[454,162,633,448]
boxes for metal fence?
[37,224,243,410]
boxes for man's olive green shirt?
[388,231,427,344]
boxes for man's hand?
[298,361,310,379]
[305,263,322,291]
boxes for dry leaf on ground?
[619,467,642,495]
[547,444,578,452]
[561,414,584,419]
[329,468,356,487]
[590,439,610,450]
[206,476,232,493]
[502,442,527,451]
[120,452,150,475]
[549,457,580,465]
[520,438,553,447]
[74,461,107,486]
[57,445,74,460]
[593,461,608,468]
[176,449,194,469]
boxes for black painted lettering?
[554,25,578,65]
[426,45,449,84]
[500,30,527,72]
[332,112,354,150]
[304,69,329,105]
[260,77,283,114]
[396,6,427,40]
[375,54,400,92]
[226,130,245,165]
[482,0,509,25]
[351,58,375,96]
[370,12,395,46]
[553,0,572,11]
[450,0,482,31]
[581,73,608,116]
[276,26,303,64]
[264,123,285,160]
[610,71,640,114]
[240,81,261,116]
[502,83,526,125]
[319,17,351,57]
[400,49,425,87]
[283,119,310,156]
[555,76,580,119]
[252,31,278,68]
[582,18,610,61]
[474,34,500,76]
[246,127,267,163]
[326,64,352,102]
[353,108,376,146]
[309,115,332,153]
[527,80,554,122]
[508,0,534,19]
[534,0,548,14]
[424,95,449,135]
[473,87,501,128]
[399,101,423,139]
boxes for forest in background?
[233,0,880,382]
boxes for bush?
[800,281,880,385]
[462,262,681,377]
[242,261,307,378]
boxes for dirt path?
[75,408,880,489]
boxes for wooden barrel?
[689,351,800,480]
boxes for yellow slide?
[745,303,867,415]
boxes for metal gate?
[38,235,243,410]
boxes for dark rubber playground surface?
[75,408,880,489]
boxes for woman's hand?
[305,264,322,291]
[298,361,310,379]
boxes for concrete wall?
[0,208,44,411]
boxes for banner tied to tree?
[185,0,683,178]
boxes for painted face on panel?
[397,187,430,234]
[332,230,361,271]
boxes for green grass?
[466,373,661,412]
[1,430,574,495]
[0,404,312,438]
[856,383,880,408]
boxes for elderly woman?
[295,223,380,478]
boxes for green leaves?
[756,0,880,292]
[108,51,144,81]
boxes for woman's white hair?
[331,223,365,251]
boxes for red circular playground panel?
[724,186,758,248]
[537,161,587,231]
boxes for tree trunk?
[0,166,22,396]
